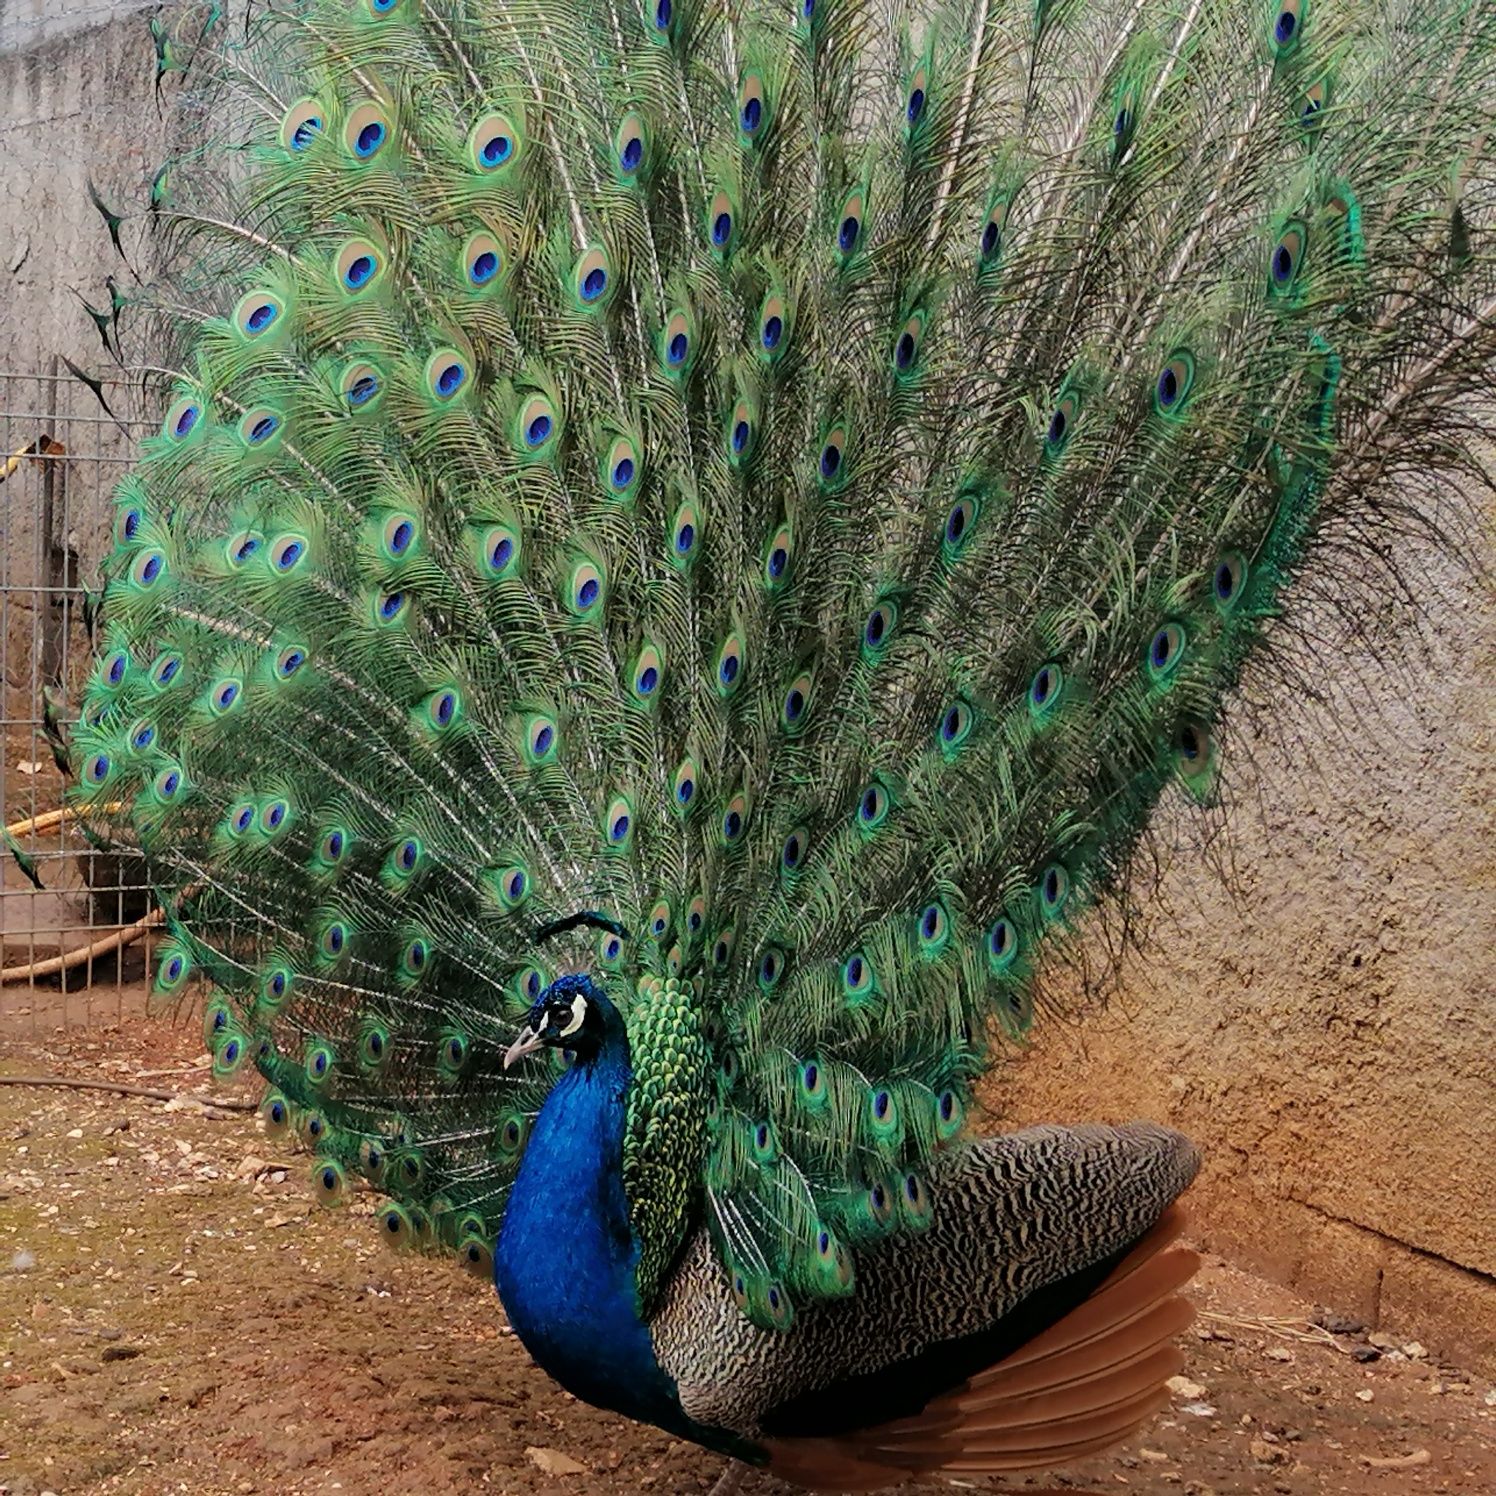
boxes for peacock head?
[503,972,612,1069]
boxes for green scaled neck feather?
[65,0,1493,1475]
[623,974,713,1310]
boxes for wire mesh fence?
[1,364,156,1033]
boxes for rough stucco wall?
[0,3,163,376]
[4,0,1495,1372]
[995,547,1496,1370]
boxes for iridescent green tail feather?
[71,0,1495,1324]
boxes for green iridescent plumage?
[68,0,1494,1338]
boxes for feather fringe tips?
[77,0,1495,1326]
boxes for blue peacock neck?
[493,990,692,1434]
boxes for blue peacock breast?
[493,1045,693,1434]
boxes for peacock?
[63,0,1493,1487]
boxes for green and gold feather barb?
[73,0,1494,1334]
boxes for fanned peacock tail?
[71,0,1493,1325]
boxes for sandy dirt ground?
[2,1011,1495,1496]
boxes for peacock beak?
[503,1024,546,1069]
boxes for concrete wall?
[1,1,162,375]
[996,546,1496,1371]
[4,0,1494,1371]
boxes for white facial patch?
[558,994,587,1038]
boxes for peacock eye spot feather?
[436,362,465,397]
[873,1090,890,1119]
[668,332,689,365]
[526,414,552,446]
[173,405,199,438]
[582,267,607,301]
[621,136,642,172]
[945,500,969,545]
[733,420,750,452]
[653,0,670,29]
[762,315,782,350]
[741,98,761,132]
[379,591,405,620]
[895,332,915,369]
[355,121,385,157]
[907,88,924,123]
[1275,9,1296,43]
[1215,552,1247,607]
[839,216,860,252]
[611,457,635,488]
[480,134,512,167]
[981,221,999,257]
